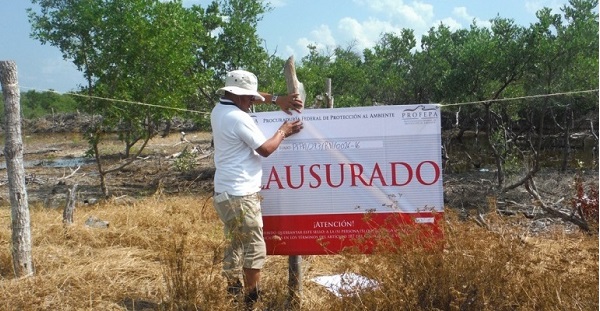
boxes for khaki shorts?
[213,192,266,280]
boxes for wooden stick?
[284,55,306,106]
[283,55,304,308]
[63,184,78,225]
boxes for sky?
[0,0,572,94]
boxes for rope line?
[19,86,210,115]
[18,85,599,112]
[438,89,598,107]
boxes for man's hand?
[279,119,304,137]
[275,93,303,115]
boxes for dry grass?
[1,194,598,311]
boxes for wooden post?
[283,56,303,308]
[284,55,306,104]
[325,78,333,108]
[0,60,34,277]
[287,255,302,307]
[63,184,78,224]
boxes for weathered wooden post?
[284,55,306,109]
[325,78,334,108]
[283,56,305,308]
[63,184,78,224]
[0,60,34,277]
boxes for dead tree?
[0,60,34,277]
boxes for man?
[210,70,303,308]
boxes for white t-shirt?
[211,99,267,196]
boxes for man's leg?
[243,267,261,291]
[244,268,261,308]
[239,194,266,308]
[214,195,244,297]
[223,226,245,297]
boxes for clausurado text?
[263,161,440,189]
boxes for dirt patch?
[0,131,215,207]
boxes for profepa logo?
[401,105,439,125]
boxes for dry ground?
[0,131,216,207]
[0,130,598,310]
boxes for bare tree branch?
[524,177,590,232]
[57,166,82,181]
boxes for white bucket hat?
[217,70,265,101]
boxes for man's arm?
[255,119,303,157]
[256,92,303,115]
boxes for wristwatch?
[271,95,278,104]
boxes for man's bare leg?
[243,268,261,307]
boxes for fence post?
[63,184,79,224]
[0,60,34,277]
[283,56,304,308]
[326,78,333,108]
[287,255,302,307]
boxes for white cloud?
[337,18,371,50]
[476,19,492,29]
[452,7,471,21]
[451,6,491,28]
[436,17,462,31]
[284,0,572,60]
[338,17,402,51]
[297,16,410,56]
[525,0,544,13]
[353,0,434,29]
[312,25,337,46]
[295,24,337,55]
[296,38,318,56]
[298,1,438,55]
[525,0,564,14]
[409,2,435,24]
[343,0,438,53]
[284,45,297,59]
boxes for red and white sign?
[252,104,444,255]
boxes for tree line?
[6,0,598,197]
[0,90,77,120]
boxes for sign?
[252,104,444,255]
